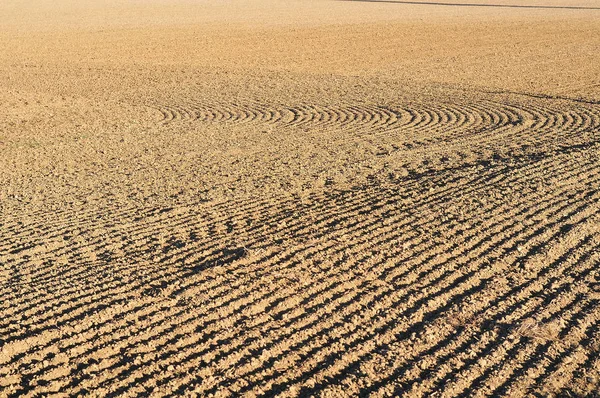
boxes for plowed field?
[1,1,600,397]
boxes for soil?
[1,1,600,397]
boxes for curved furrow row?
[2,134,599,397]
[149,99,600,161]
[198,98,597,147]
[226,211,598,397]
[3,137,595,335]
[4,92,600,397]
[153,102,415,131]
[2,133,594,328]
[15,179,592,396]
[0,135,587,326]
[232,176,596,394]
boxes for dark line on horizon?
[339,0,600,10]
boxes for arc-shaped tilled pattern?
[153,98,600,153]
[156,102,407,130]
[2,95,600,397]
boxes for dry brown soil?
[1,1,600,397]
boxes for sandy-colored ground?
[1,1,600,396]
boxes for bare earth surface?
[1,1,600,396]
